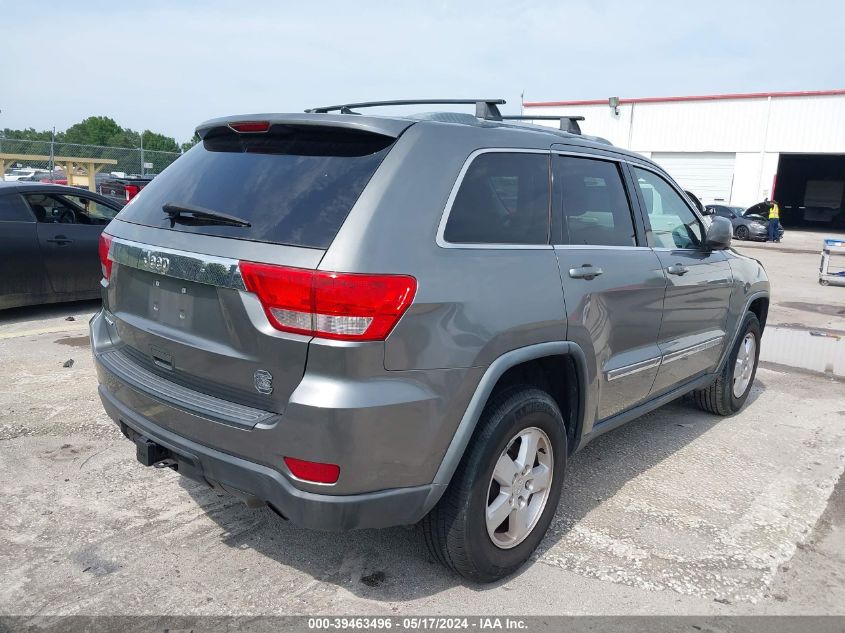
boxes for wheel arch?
[431,341,589,488]
[716,291,770,373]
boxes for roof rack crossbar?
[501,115,585,134]
[306,99,505,120]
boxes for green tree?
[141,130,180,153]
[180,132,201,153]
[1,127,53,142]
[62,116,139,148]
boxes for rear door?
[552,153,667,421]
[25,192,120,296]
[0,192,51,308]
[629,165,734,394]
[102,122,401,422]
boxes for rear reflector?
[228,120,271,133]
[239,262,416,341]
[98,233,113,280]
[283,457,340,484]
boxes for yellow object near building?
[770,202,780,219]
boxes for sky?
[2,0,844,143]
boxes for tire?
[422,386,567,582]
[693,312,761,416]
[735,225,750,240]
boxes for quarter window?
[633,167,703,249]
[0,194,35,222]
[552,156,637,247]
[443,153,550,245]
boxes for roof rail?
[305,99,506,120]
[501,115,585,134]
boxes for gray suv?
[91,99,769,582]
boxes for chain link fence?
[0,137,181,180]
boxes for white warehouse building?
[523,89,845,229]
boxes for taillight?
[283,457,340,484]
[239,262,416,341]
[99,233,114,280]
[124,184,140,201]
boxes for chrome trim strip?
[108,237,246,291]
[435,148,553,250]
[555,244,646,251]
[661,337,724,365]
[606,357,661,381]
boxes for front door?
[629,165,734,395]
[552,153,667,421]
[25,192,119,296]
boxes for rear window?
[443,152,550,245]
[115,124,396,249]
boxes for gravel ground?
[1,298,844,617]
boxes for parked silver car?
[705,204,784,241]
[91,99,770,582]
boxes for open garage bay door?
[776,154,845,229]
[651,152,736,204]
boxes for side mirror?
[705,215,732,250]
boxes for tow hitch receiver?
[135,436,172,467]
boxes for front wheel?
[735,225,750,240]
[422,386,567,582]
[693,312,761,415]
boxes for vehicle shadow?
[181,378,767,600]
[0,298,101,327]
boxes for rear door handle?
[568,265,604,280]
[667,264,688,276]
[47,236,73,245]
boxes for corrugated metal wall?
[525,93,845,206]
[525,94,845,154]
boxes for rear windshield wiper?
[162,202,251,227]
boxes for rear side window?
[0,193,34,222]
[443,153,550,245]
[116,125,396,249]
[552,156,637,247]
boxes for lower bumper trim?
[98,384,443,531]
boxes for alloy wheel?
[485,427,554,549]
[732,332,757,398]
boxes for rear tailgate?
[100,116,410,426]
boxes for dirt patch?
[55,335,90,348]
[360,571,387,587]
[781,302,845,317]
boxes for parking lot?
[1,241,844,617]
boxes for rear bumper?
[98,382,442,531]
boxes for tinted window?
[116,125,396,249]
[444,153,549,244]
[22,193,117,225]
[0,193,34,222]
[633,167,703,249]
[553,156,637,246]
[714,206,735,219]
